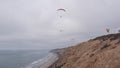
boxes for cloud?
[0,0,119,49]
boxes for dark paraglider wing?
[57,8,66,18]
[57,9,66,11]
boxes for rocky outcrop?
[50,33,120,68]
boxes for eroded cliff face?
[50,33,120,68]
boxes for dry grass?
[50,33,120,68]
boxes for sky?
[0,0,120,50]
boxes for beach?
[38,53,59,68]
[25,53,59,68]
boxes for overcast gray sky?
[0,0,120,50]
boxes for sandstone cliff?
[49,33,120,68]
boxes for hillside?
[49,33,120,68]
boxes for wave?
[22,53,58,68]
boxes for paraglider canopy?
[57,8,66,18]
[57,8,66,12]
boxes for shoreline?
[38,53,59,68]
[24,52,59,68]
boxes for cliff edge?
[49,33,120,68]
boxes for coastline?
[24,52,59,68]
[38,53,59,68]
[38,48,65,68]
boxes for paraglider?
[57,8,66,18]
[106,28,110,33]
[56,8,66,32]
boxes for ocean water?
[25,53,59,68]
[0,49,50,68]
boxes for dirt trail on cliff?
[50,33,120,68]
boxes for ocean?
[0,49,50,68]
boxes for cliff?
[49,33,120,68]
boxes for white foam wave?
[23,53,58,68]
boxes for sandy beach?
[25,53,59,68]
[38,53,58,68]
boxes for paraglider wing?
[57,8,66,18]
[57,8,66,12]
